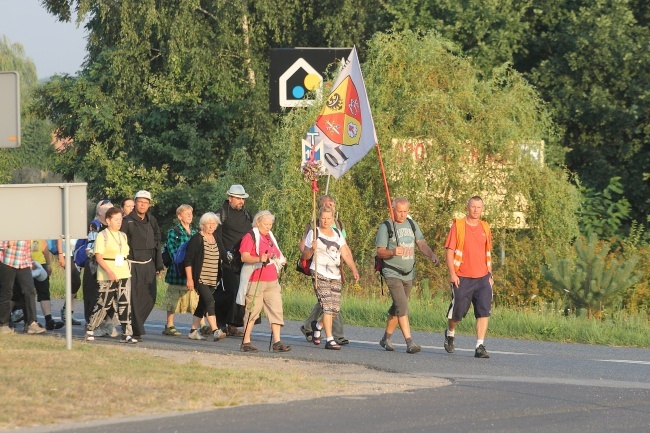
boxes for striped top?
[199,237,219,286]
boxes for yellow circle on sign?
[304,74,321,91]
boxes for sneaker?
[272,341,292,352]
[25,322,46,335]
[199,325,212,337]
[300,325,313,342]
[444,330,455,353]
[336,337,350,345]
[162,325,182,336]
[310,320,321,345]
[406,343,421,354]
[84,330,95,341]
[106,322,119,338]
[475,344,490,358]
[325,340,341,350]
[213,329,227,341]
[46,319,64,331]
[10,309,24,324]
[188,329,205,340]
[379,338,395,351]
[0,325,15,334]
[61,307,82,325]
[121,335,138,344]
[226,326,244,337]
[93,323,109,337]
[240,343,258,353]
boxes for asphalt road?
[21,300,650,432]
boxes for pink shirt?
[239,231,280,282]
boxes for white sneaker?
[85,330,95,341]
[188,329,205,340]
[104,322,119,338]
[213,329,226,341]
[93,323,108,337]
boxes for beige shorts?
[165,284,199,314]
[243,280,284,326]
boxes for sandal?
[325,340,341,350]
[310,320,321,345]
[240,343,258,353]
[272,341,292,352]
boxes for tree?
[542,233,643,318]
[523,0,650,226]
[578,177,631,240]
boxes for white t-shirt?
[304,228,346,280]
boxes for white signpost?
[0,183,88,349]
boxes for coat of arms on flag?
[304,46,377,179]
[315,76,362,146]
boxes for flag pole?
[375,142,394,220]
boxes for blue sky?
[0,0,87,79]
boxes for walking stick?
[241,250,267,347]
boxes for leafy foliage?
[578,177,631,240]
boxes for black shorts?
[446,274,492,321]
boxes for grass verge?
[0,337,324,429]
[282,289,650,348]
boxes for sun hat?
[96,200,114,225]
[227,184,249,198]
[134,190,152,201]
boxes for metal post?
[63,184,72,350]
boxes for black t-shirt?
[216,201,252,250]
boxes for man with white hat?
[214,184,253,337]
[121,190,163,341]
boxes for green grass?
[281,288,650,348]
[49,266,650,348]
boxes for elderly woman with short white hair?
[183,212,225,341]
[237,210,290,353]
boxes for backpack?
[74,219,102,268]
[225,230,256,274]
[162,226,181,268]
[47,240,58,255]
[296,227,341,276]
[171,239,190,275]
[374,218,417,277]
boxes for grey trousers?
[303,302,346,339]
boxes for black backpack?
[225,230,257,274]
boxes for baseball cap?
[135,190,152,201]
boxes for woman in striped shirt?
[183,212,225,341]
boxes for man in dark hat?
[214,184,253,337]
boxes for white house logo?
[279,58,322,108]
[269,48,352,113]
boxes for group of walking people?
[1,183,495,359]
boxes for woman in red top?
[238,210,290,353]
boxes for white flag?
[310,47,377,179]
